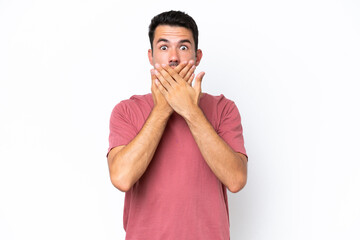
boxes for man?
[107,10,247,240]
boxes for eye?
[180,45,188,50]
[160,46,168,50]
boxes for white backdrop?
[1,0,359,239]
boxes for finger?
[151,69,162,89]
[155,63,177,86]
[150,69,157,81]
[194,72,205,93]
[150,69,158,91]
[154,68,172,90]
[184,65,196,83]
[174,61,188,74]
[178,60,194,78]
[155,79,168,96]
[161,64,184,83]
[188,73,195,85]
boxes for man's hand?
[150,61,197,116]
[154,62,205,119]
[174,60,197,85]
[151,69,173,115]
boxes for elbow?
[109,173,133,192]
[228,153,248,193]
[228,175,247,193]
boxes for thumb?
[194,72,205,93]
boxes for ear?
[195,49,203,66]
[148,49,154,66]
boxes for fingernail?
[155,63,160,68]
[161,63,166,68]
[154,69,158,74]
[189,60,194,65]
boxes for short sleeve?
[107,101,138,155]
[217,100,247,157]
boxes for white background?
[1,0,359,239]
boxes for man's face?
[148,25,202,68]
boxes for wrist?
[183,105,203,124]
[152,105,173,120]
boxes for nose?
[168,48,179,66]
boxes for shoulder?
[200,93,239,129]
[110,93,153,125]
[200,92,236,111]
[112,93,153,114]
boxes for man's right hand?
[151,69,173,116]
[150,61,196,115]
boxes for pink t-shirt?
[108,93,247,240]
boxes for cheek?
[180,51,196,61]
[152,51,167,63]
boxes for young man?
[107,10,247,240]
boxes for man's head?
[148,10,202,68]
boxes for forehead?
[153,25,194,43]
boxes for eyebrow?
[156,38,192,45]
[179,39,192,45]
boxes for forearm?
[108,107,171,192]
[184,107,247,193]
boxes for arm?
[154,64,247,192]
[184,107,247,193]
[107,105,171,192]
[107,62,196,192]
